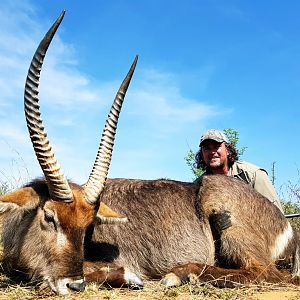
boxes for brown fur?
[1,179,94,285]
[84,261,128,287]
[85,175,299,286]
[86,178,214,279]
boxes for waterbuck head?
[0,11,137,295]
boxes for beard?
[208,158,226,171]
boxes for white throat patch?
[57,230,67,248]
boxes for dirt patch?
[250,290,300,300]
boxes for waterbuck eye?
[44,209,55,223]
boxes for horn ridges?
[84,56,138,204]
[24,11,73,201]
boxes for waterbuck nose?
[67,281,86,292]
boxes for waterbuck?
[0,11,141,295]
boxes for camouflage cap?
[199,129,229,146]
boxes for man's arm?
[253,169,284,213]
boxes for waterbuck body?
[85,175,300,286]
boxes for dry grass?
[0,271,299,300]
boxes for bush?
[281,176,300,230]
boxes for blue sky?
[0,0,299,199]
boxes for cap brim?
[200,138,225,146]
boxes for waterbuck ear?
[0,187,40,214]
[96,202,128,224]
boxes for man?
[195,129,284,213]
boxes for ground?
[0,275,299,300]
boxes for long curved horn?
[24,11,73,202]
[84,56,138,204]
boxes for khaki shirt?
[201,160,284,213]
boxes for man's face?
[201,140,229,172]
